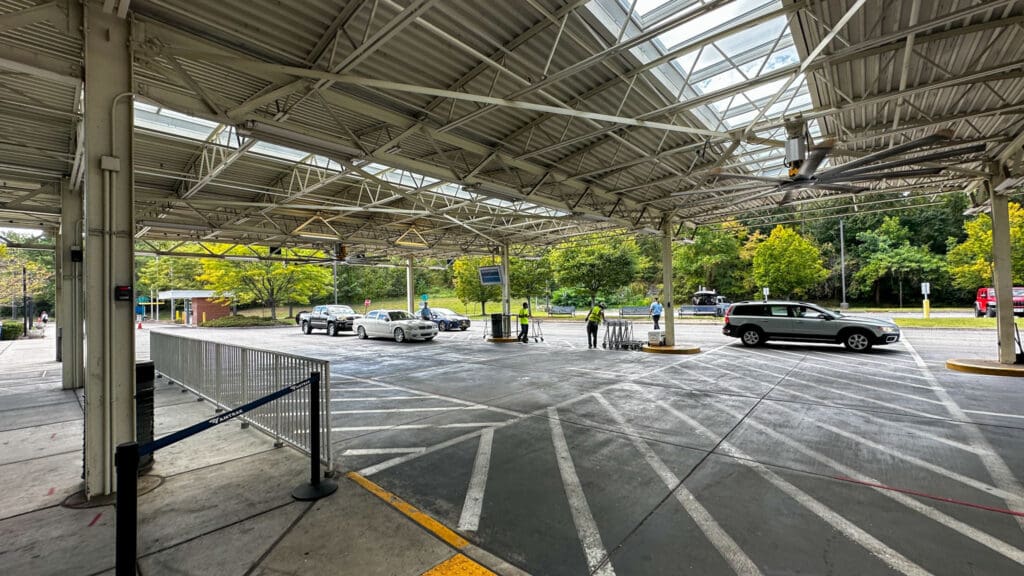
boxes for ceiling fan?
[700,118,986,205]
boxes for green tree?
[0,246,51,317]
[452,256,501,315]
[136,255,204,297]
[549,234,639,306]
[947,203,1024,290]
[673,222,748,297]
[852,217,945,305]
[199,248,331,319]
[510,256,553,305]
[752,226,828,298]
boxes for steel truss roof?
[0,0,1022,257]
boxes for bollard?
[115,442,139,576]
[292,371,338,501]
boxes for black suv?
[723,301,900,352]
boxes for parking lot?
[168,320,1024,575]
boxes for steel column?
[406,255,414,313]
[83,3,135,497]
[990,182,1016,363]
[501,243,511,316]
[662,221,675,347]
[59,178,84,390]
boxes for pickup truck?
[974,287,1024,317]
[299,305,363,336]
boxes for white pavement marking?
[646,393,931,576]
[718,404,1024,564]
[790,361,934,387]
[636,343,733,379]
[359,428,487,476]
[962,408,1024,420]
[548,407,616,576]
[768,401,1019,502]
[342,376,526,418]
[593,394,762,576]
[458,428,494,532]
[332,387,395,392]
[342,448,426,455]
[331,396,430,402]
[334,422,512,432]
[903,338,1024,533]
[332,406,485,414]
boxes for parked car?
[431,308,471,331]
[354,309,438,342]
[722,300,900,352]
[681,290,731,316]
[299,305,362,336]
[974,287,1024,317]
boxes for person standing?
[518,302,530,343]
[650,297,662,330]
[586,302,605,349]
[420,301,432,320]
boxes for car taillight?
[724,305,733,323]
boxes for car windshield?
[327,306,355,315]
[806,305,836,319]
[1014,288,1024,297]
[388,311,415,321]
[433,308,455,315]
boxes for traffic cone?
[137,319,143,330]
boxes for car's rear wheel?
[357,326,367,339]
[975,306,983,318]
[843,330,873,352]
[302,321,311,334]
[740,326,763,347]
[394,328,406,343]
[437,321,446,332]
[327,322,337,336]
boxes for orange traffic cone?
[137,319,143,330]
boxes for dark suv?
[723,301,900,352]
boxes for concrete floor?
[3,319,1024,575]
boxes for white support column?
[83,3,135,497]
[662,220,675,347]
[60,177,84,389]
[500,244,511,316]
[406,256,414,313]
[990,183,1016,364]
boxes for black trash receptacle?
[490,313,506,338]
[135,361,155,473]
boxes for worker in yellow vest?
[586,302,606,349]
[518,302,530,343]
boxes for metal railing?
[150,330,331,468]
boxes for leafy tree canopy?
[851,216,945,302]
[947,203,1024,290]
[673,221,748,297]
[199,246,331,318]
[452,256,502,315]
[549,234,639,305]
[510,256,553,301]
[751,226,828,298]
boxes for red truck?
[974,287,1024,317]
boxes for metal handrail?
[149,330,332,468]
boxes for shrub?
[200,315,289,328]
[1,320,23,340]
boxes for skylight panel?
[134,105,217,141]
[250,142,308,162]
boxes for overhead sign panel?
[478,265,503,285]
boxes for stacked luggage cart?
[602,319,645,351]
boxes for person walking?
[420,301,432,320]
[650,297,662,330]
[518,302,530,343]
[40,310,48,325]
[586,302,605,349]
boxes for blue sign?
[478,265,503,285]
[421,293,429,301]
[135,305,145,315]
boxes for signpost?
[762,287,770,302]
[921,282,931,319]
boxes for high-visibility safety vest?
[519,309,530,325]
[587,306,602,322]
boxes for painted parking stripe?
[649,396,930,576]
[548,407,616,576]
[903,339,1024,532]
[332,396,432,402]
[593,394,761,575]
[332,406,487,414]
[961,408,1024,420]
[343,448,426,456]
[457,428,494,532]
[334,422,512,432]
[421,554,495,576]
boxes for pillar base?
[946,358,1024,377]
[641,344,701,355]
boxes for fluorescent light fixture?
[135,251,157,257]
[137,220,211,232]
[297,231,340,240]
[225,256,259,262]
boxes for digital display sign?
[478,265,503,285]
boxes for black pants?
[652,314,661,330]
[519,323,529,342]
[587,321,599,348]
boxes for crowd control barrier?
[115,371,336,576]
[150,330,332,469]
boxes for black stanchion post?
[292,371,338,501]
[115,442,139,576]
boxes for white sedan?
[353,309,438,342]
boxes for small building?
[157,290,232,327]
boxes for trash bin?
[490,313,506,338]
[135,361,155,473]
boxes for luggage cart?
[602,319,645,350]
[530,317,544,342]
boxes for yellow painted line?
[347,471,469,549]
[946,359,1024,377]
[421,553,496,576]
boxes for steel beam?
[58,177,83,389]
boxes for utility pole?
[839,218,848,310]
[22,265,27,336]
